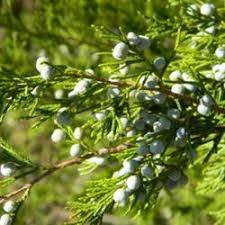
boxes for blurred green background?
[0,0,224,224]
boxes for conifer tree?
[0,0,225,225]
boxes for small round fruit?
[36,56,49,72]
[169,70,182,81]
[86,157,105,165]
[51,129,65,143]
[113,188,129,206]
[70,144,82,157]
[0,163,16,177]
[3,200,16,213]
[107,87,121,98]
[200,95,214,106]
[141,165,153,178]
[40,65,52,80]
[171,84,185,94]
[138,144,149,156]
[167,108,180,119]
[126,175,141,191]
[197,104,211,115]
[73,127,83,140]
[127,32,140,45]
[200,3,215,16]
[153,57,166,70]
[150,140,165,154]
[137,35,151,50]
[0,214,12,225]
[112,42,129,60]
[215,47,225,59]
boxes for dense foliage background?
[0,0,225,225]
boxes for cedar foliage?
[0,0,225,225]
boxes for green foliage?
[1,0,225,225]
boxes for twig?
[0,144,127,204]
[65,70,196,103]
[65,70,225,114]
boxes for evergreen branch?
[0,144,127,204]
[65,69,196,103]
[65,69,225,114]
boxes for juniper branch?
[0,144,127,204]
[65,69,196,103]
[65,70,225,114]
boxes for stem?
[65,70,225,114]
[65,70,196,103]
[0,144,127,204]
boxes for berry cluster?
[108,3,222,207]
[30,2,223,217]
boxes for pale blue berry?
[181,73,192,81]
[73,79,91,95]
[55,108,71,125]
[215,47,225,59]
[197,104,211,115]
[200,95,214,106]
[171,84,185,94]
[86,157,105,165]
[167,108,180,119]
[154,57,166,70]
[169,70,182,81]
[126,129,136,138]
[139,75,158,88]
[126,175,141,191]
[150,140,165,154]
[152,93,166,105]
[187,4,198,16]
[141,165,153,178]
[122,160,138,173]
[119,64,129,74]
[113,188,129,206]
[183,84,197,92]
[107,87,121,98]
[127,32,140,45]
[153,117,171,132]
[0,163,16,177]
[3,201,16,213]
[51,129,65,143]
[36,56,49,72]
[138,144,149,156]
[212,64,220,73]
[120,116,129,128]
[70,144,82,157]
[134,119,145,131]
[200,3,215,16]
[31,86,41,96]
[73,127,83,140]
[214,72,225,81]
[95,110,107,121]
[137,35,151,50]
[54,89,64,100]
[176,127,187,139]
[205,26,215,34]
[85,68,95,76]
[0,214,12,225]
[40,65,53,80]
[112,42,129,60]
